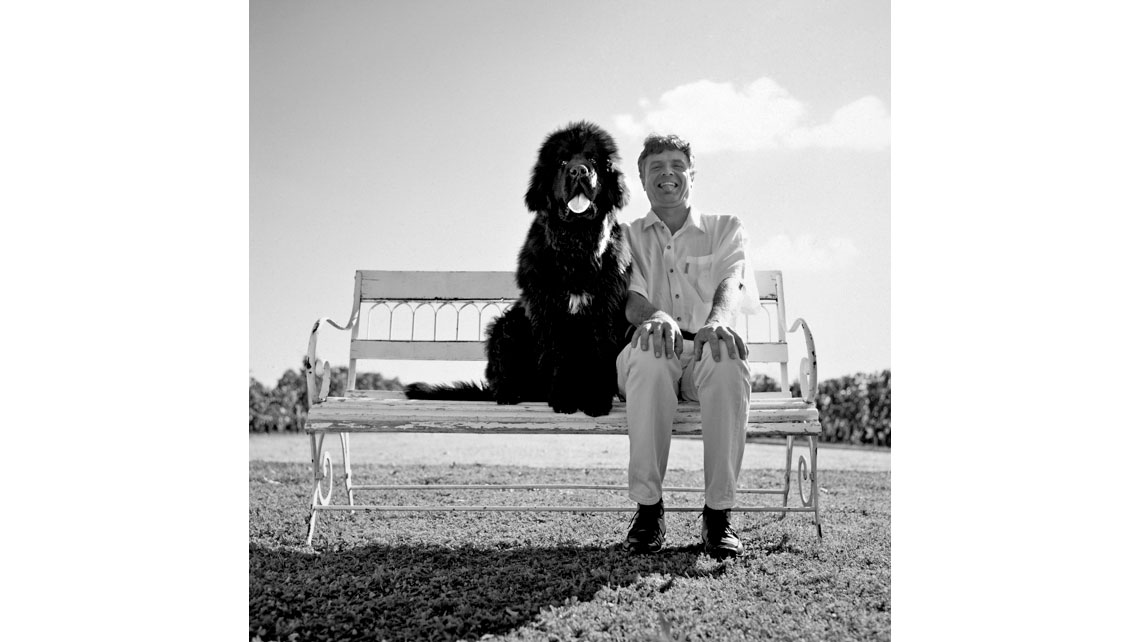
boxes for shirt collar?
[646,207,705,234]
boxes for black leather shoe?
[701,506,744,559]
[623,500,666,553]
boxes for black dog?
[406,121,631,416]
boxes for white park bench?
[302,270,821,546]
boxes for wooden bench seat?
[301,270,822,546]
[307,391,821,435]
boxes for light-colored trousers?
[615,341,751,510]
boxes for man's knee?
[695,345,751,388]
[626,344,680,373]
[619,344,681,399]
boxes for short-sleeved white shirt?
[625,207,760,333]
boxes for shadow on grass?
[250,463,889,641]
[250,539,725,642]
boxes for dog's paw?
[494,390,522,405]
[580,396,613,417]
[551,402,579,415]
[548,392,579,414]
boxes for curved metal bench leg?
[306,433,321,546]
[305,433,333,546]
[810,435,822,539]
[305,505,320,547]
[778,435,794,521]
[340,432,355,509]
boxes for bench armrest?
[304,315,355,405]
[789,318,818,403]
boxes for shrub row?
[250,365,891,448]
[749,370,890,448]
[248,366,403,434]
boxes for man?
[617,133,759,559]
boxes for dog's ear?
[525,131,559,214]
[602,160,630,211]
[524,166,552,214]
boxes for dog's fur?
[405,121,631,416]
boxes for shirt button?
[675,294,680,299]
[669,268,674,273]
[666,245,671,249]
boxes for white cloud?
[614,78,889,153]
[753,234,859,272]
[784,96,891,150]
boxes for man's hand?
[631,312,685,359]
[692,322,748,362]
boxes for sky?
[250,0,890,387]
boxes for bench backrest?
[344,270,793,391]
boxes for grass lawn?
[250,461,890,641]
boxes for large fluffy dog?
[406,121,632,416]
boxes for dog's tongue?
[568,194,592,213]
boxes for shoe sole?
[702,539,743,559]
[705,548,742,560]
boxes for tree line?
[250,365,890,448]
[748,369,890,447]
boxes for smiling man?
[618,133,760,559]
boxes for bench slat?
[306,419,820,436]
[754,270,780,301]
[351,340,486,361]
[745,343,787,363]
[356,270,781,301]
[343,389,806,407]
[359,271,519,301]
[310,400,818,423]
[349,340,788,363]
[306,398,820,435]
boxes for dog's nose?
[569,164,590,179]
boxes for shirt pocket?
[684,254,716,302]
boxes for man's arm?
[692,276,750,361]
[626,291,684,359]
[706,276,746,325]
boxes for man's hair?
[637,134,695,183]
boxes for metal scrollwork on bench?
[305,316,344,404]
[365,299,513,341]
[798,454,811,506]
[312,434,333,507]
[789,318,818,403]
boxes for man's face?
[640,149,693,210]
